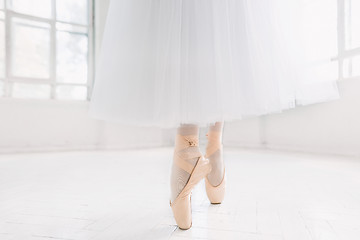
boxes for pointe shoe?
[205,169,226,204]
[205,132,226,204]
[170,134,212,230]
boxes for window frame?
[0,0,94,100]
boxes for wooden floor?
[0,147,360,240]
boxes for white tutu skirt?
[89,0,340,128]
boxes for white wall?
[0,97,165,153]
[222,79,360,157]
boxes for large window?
[0,0,93,100]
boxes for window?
[0,0,93,100]
[338,0,360,80]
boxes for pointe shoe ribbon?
[170,134,212,230]
[205,132,223,156]
[173,135,201,174]
[205,132,226,204]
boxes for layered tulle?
[88,0,340,128]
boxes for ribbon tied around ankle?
[185,137,198,147]
[205,132,223,157]
[174,134,201,174]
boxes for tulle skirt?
[88,0,340,128]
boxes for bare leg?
[170,124,201,203]
[206,121,225,186]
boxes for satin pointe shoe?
[170,134,212,230]
[205,132,226,204]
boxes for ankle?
[208,122,224,133]
[177,124,199,136]
[206,122,224,145]
[175,133,200,153]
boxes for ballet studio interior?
[1,0,360,240]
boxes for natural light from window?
[0,0,92,100]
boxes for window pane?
[12,83,51,99]
[56,85,87,100]
[11,18,50,79]
[56,0,88,25]
[57,31,88,84]
[9,0,52,18]
[345,0,360,49]
[0,20,4,78]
